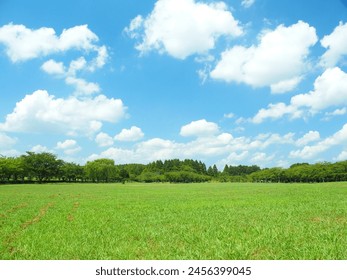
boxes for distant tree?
[85,158,117,182]
[137,171,164,183]
[22,152,62,183]
[207,165,219,177]
[119,168,130,183]
[60,162,84,182]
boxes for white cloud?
[216,151,249,168]
[290,123,347,159]
[125,16,144,39]
[88,126,301,168]
[56,139,81,155]
[88,148,137,164]
[136,138,178,159]
[0,133,17,149]
[320,22,347,68]
[68,57,87,75]
[291,67,347,112]
[180,119,220,137]
[41,57,101,96]
[41,59,65,75]
[95,132,114,147]
[197,66,211,84]
[336,150,347,161]
[252,67,347,123]
[248,133,293,151]
[91,131,292,168]
[89,138,179,164]
[296,131,320,146]
[325,108,347,116]
[90,45,108,71]
[65,47,108,74]
[65,76,100,96]
[126,0,243,59]
[0,149,20,157]
[0,23,107,97]
[270,76,303,94]
[223,112,235,119]
[0,23,101,62]
[241,0,255,8]
[252,103,300,124]
[0,90,127,136]
[182,133,234,157]
[249,152,275,164]
[115,126,144,142]
[323,107,347,121]
[56,139,77,150]
[30,145,51,153]
[211,21,317,93]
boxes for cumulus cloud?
[216,151,249,167]
[251,133,295,149]
[252,67,347,123]
[211,21,318,93]
[115,126,144,142]
[41,59,65,75]
[0,149,20,157]
[290,123,347,159]
[320,22,347,68]
[56,139,77,150]
[336,150,347,161]
[0,23,102,62]
[324,108,347,121]
[180,119,220,137]
[291,67,347,112]
[126,0,243,59]
[56,139,81,155]
[41,57,102,96]
[0,90,127,136]
[95,132,114,147]
[326,108,347,116]
[88,126,303,167]
[249,152,275,164]
[0,23,107,96]
[296,131,320,146]
[65,76,100,96]
[30,145,51,153]
[67,57,87,75]
[252,103,301,124]
[90,45,108,71]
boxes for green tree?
[85,158,117,182]
[22,152,62,183]
[60,162,84,182]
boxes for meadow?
[0,182,346,260]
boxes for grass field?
[0,182,346,260]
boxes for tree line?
[0,152,346,184]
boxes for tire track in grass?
[0,203,29,231]
[21,202,54,229]
[0,203,28,219]
[2,202,54,256]
[67,201,80,222]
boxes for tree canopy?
[0,152,346,184]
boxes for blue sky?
[0,0,347,168]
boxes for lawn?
[0,182,346,259]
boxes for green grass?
[0,182,346,259]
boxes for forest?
[0,152,347,184]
